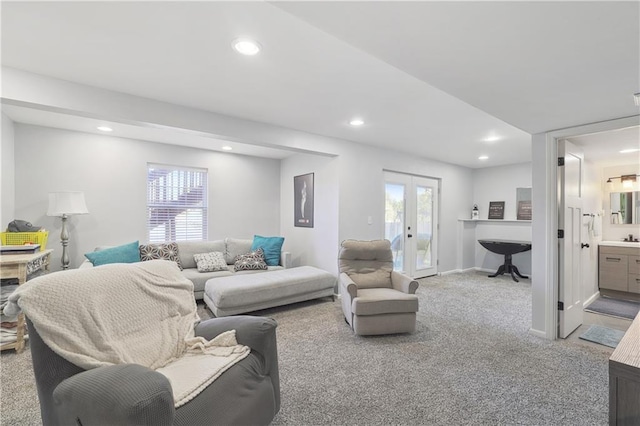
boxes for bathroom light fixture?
[232,38,261,56]
[349,119,364,126]
[97,126,113,132]
[478,155,489,160]
[620,148,640,154]
[606,174,639,190]
[222,146,233,151]
[621,174,637,189]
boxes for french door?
[384,172,439,278]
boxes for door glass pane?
[385,183,405,270]
[416,185,433,270]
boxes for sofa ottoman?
[204,266,336,317]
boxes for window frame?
[146,163,208,243]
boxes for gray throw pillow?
[193,251,228,273]
[139,242,183,270]
[234,248,268,272]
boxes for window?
[147,164,207,242]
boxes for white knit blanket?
[3,260,249,407]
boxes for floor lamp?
[47,192,89,270]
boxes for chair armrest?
[195,316,277,354]
[195,315,280,412]
[53,364,175,426]
[391,271,419,294]
[280,251,292,268]
[339,273,358,300]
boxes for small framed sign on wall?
[294,173,314,228]
[488,201,505,219]
[516,187,532,220]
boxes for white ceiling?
[567,125,640,168]
[1,104,296,160]
[1,1,638,169]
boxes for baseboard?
[529,328,550,339]
[583,291,600,308]
[473,267,533,280]
[439,268,476,276]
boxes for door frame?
[383,170,441,278]
[532,115,640,340]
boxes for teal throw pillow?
[251,235,284,267]
[84,241,140,266]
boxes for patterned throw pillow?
[193,251,228,273]
[234,248,268,272]
[139,242,183,270]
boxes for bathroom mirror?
[610,191,640,224]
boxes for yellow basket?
[0,231,49,251]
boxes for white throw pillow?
[193,251,228,273]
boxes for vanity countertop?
[599,241,640,248]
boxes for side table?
[478,239,532,282]
[0,249,53,353]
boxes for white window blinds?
[147,164,208,243]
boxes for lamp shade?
[47,192,89,216]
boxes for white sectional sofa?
[177,238,291,300]
[83,238,337,316]
[82,238,291,300]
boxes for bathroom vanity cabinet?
[599,243,640,294]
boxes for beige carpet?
[1,271,613,425]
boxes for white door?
[384,172,439,278]
[558,139,584,338]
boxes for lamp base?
[60,214,70,270]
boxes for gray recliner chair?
[27,315,280,426]
[339,239,419,335]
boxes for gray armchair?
[28,315,280,426]
[339,239,419,335]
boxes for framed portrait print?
[294,173,314,228]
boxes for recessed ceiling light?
[232,38,261,56]
[349,119,364,126]
[222,146,233,151]
[620,148,640,153]
[483,135,500,142]
[478,155,489,160]
[97,126,113,132]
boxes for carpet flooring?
[1,271,613,425]
[579,324,626,348]
[585,296,640,320]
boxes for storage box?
[0,231,49,251]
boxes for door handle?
[407,234,413,238]
[581,243,590,248]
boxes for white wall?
[14,124,281,271]
[472,162,532,220]
[280,154,339,275]
[581,160,603,304]
[5,69,477,276]
[461,163,533,275]
[601,163,640,241]
[335,145,473,274]
[280,146,473,276]
[1,113,16,229]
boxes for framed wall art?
[294,173,314,228]
[488,201,505,220]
